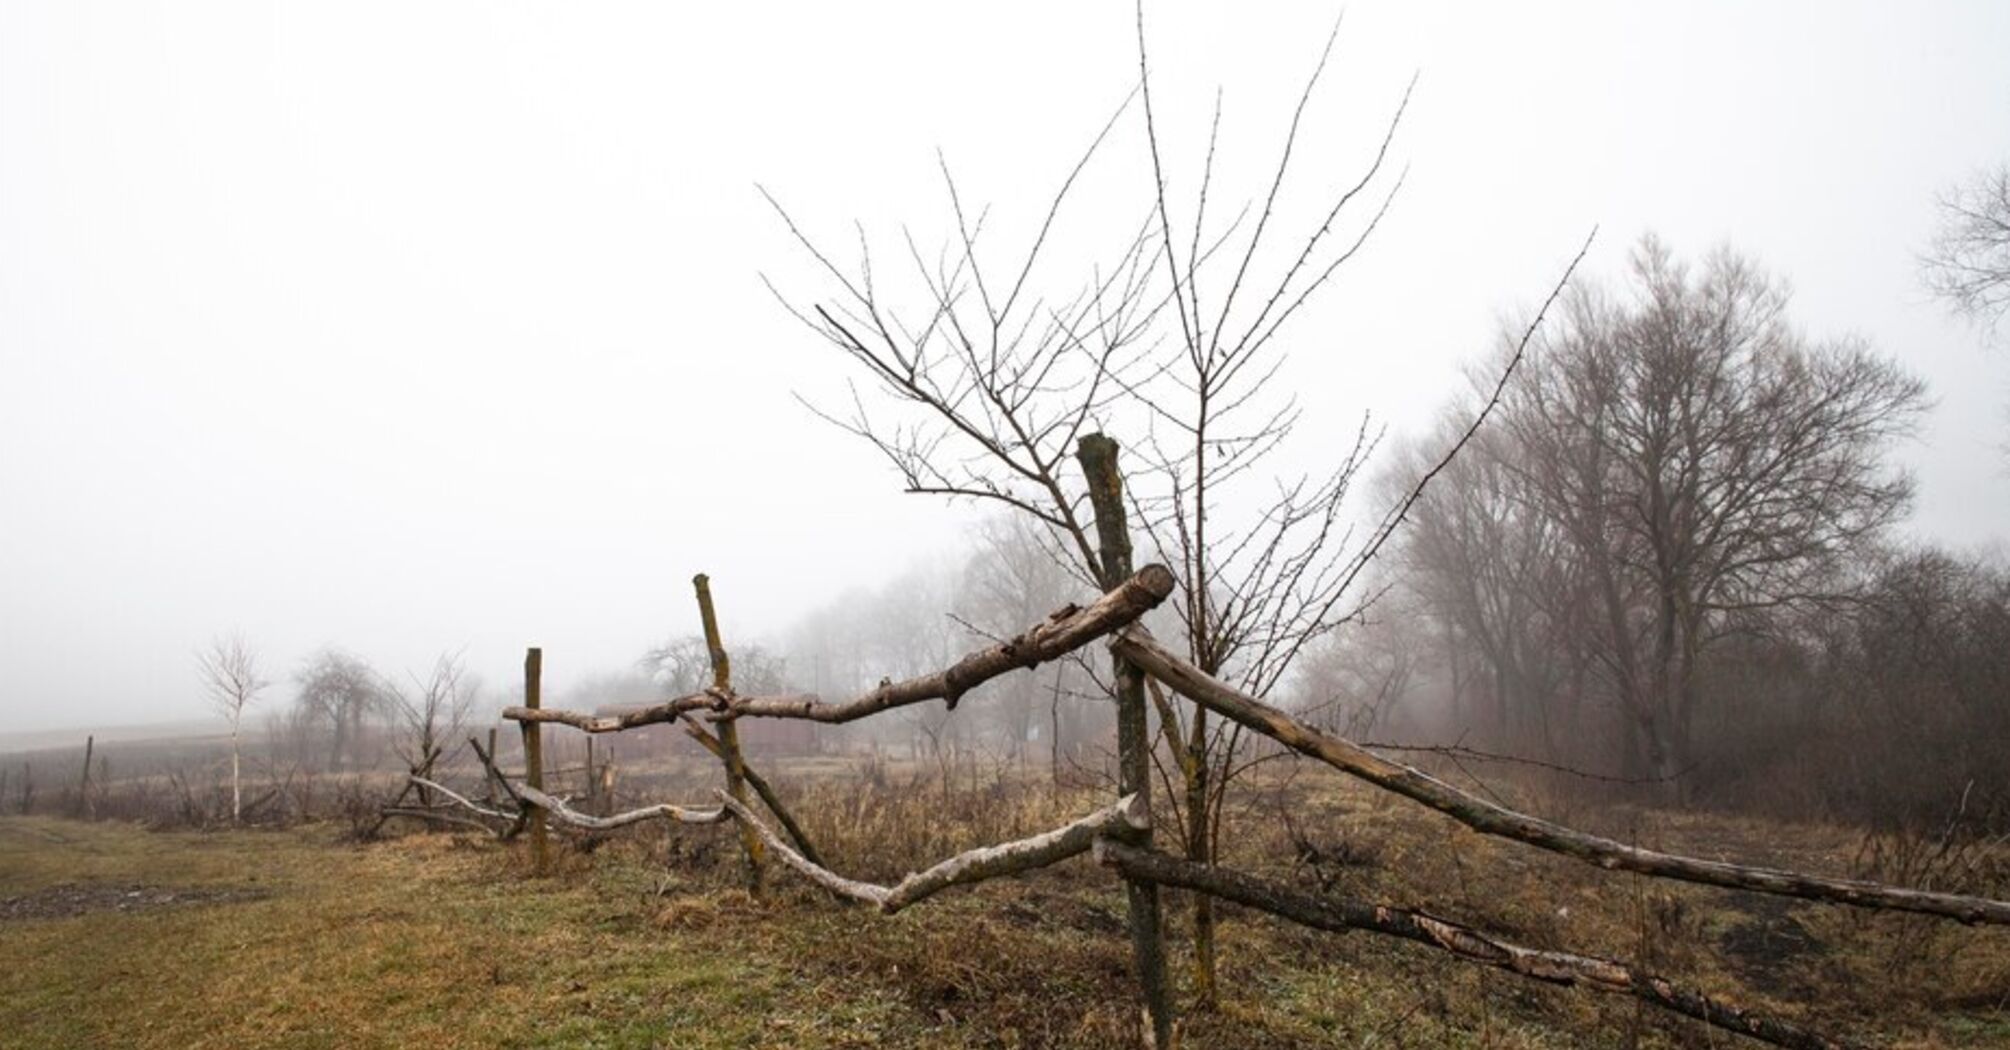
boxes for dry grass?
[2,763,2007,1049]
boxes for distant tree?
[1405,237,1929,787]
[642,636,789,697]
[293,649,383,773]
[1386,413,1588,758]
[1805,547,2010,826]
[382,652,475,800]
[196,633,267,823]
[1922,163,2010,342]
[961,515,1102,766]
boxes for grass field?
[3,775,2006,1049]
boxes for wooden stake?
[484,727,499,805]
[1077,433,1174,1049]
[521,648,549,875]
[77,736,95,819]
[680,714,825,868]
[694,573,764,888]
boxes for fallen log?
[717,790,1149,913]
[1096,842,1865,1050]
[1113,626,2010,927]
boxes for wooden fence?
[400,434,2009,1050]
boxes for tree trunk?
[230,726,241,824]
[1185,708,1216,1008]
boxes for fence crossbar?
[1112,626,2010,927]
[499,565,1176,733]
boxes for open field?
[3,771,2006,1050]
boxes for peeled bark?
[717,790,1147,914]
[1114,626,2010,926]
[410,773,727,832]
[1097,842,1866,1050]
[516,781,729,830]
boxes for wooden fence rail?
[1112,626,2010,928]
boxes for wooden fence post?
[522,648,550,875]
[484,727,500,805]
[77,736,95,819]
[694,573,765,889]
[1076,433,1175,1048]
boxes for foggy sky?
[4,2,2007,737]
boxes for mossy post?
[694,573,765,889]
[522,647,549,875]
[1075,433,1174,1049]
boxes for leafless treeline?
[1307,238,2006,834]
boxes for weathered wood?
[696,573,765,889]
[1097,842,1865,1050]
[483,727,499,805]
[516,781,728,830]
[1078,433,1174,1050]
[680,715,826,867]
[77,736,94,819]
[469,734,529,839]
[501,567,1176,734]
[719,563,1177,724]
[521,648,550,875]
[1113,627,2010,927]
[406,773,726,833]
[407,777,515,823]
[718,790,1146,913]
[502,691,716,733]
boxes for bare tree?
[1403,237,1929,788]
[760,4,1460,1012]
[196,633,268,823]
[384,652,476,802]
[294,649,383,773]
[1383,412,1589,757]
[1922,162,2010,342]
[643,636,789,696]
